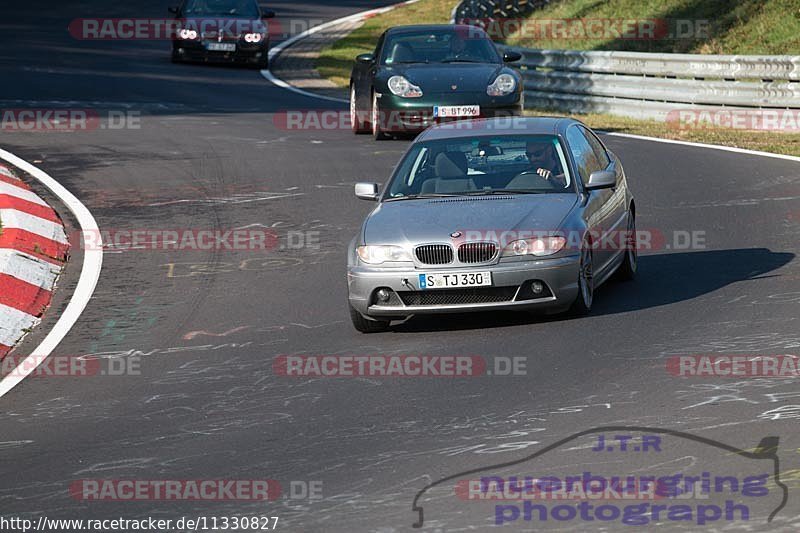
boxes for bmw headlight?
[487,73,516,96]
[502,237,566,257]
[244,33,265,43]
[357,245,412,264]
[387,76,423,98]
[178,28,198,40]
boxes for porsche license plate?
[433,105,480,118]
[418,271,492,289]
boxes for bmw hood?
[381,64,507,93]
[363,195,577,245]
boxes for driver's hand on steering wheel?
[535,168,552,179]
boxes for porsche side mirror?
[355,182,380,201]
[262,10,276,19]
[503,51,522,63]
[585,170,616,190]
[356,53,375,64]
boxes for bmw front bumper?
[172,40,268,64]
[347,255,580,319]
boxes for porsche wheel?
[371,92,388,140]
[351,85,369,134]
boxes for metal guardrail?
[453,0,541,22]
[454,1,800,121]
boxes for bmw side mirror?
[503,51,522,63]
[168,6,179,14]
[355,182,380,201]
[262,10,276,19]
[356,53,375,64]
[585,170,616,190]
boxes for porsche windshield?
[382,30,500,65]
[385,135,575,199]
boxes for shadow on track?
[390,248,795,333]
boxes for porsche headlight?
[503,237,566,257]
[487,73,516,96]
[387,76,423,98]
[357,245,412,264]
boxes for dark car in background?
[350,25,524,140]
[169,0,275,68]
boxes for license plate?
[433,105,480,118]
[418,271,492,289]
[206,42,236,52]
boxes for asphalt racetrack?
[0,1,799,531]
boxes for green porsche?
[349,24,524,140]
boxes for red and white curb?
[0,164,69,359]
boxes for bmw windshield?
[384,135,576,200]
[183,0,260,18]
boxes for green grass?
[504,0,800,54]
[315,0,800,157]
[316,0,460,88]
[525,109,800,157]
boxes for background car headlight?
[178,28,198,40]
[357,245,412,264]
[387,76,423,98]
[244,33,264,43]
[503,237,566,257]
[487,73,517,96]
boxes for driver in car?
[447,34,481,61]
[524,141,566,186]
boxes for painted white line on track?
[261,0,420,105]
[603,132,800,164]
[260,70,348,104]
[0,149,103,399]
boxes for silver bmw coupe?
[347,117,636,332]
